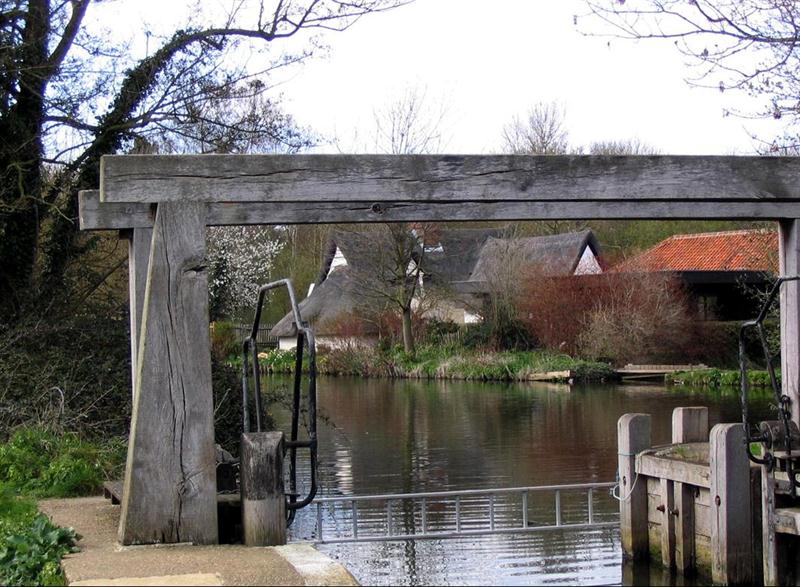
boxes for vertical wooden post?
[241,431,286,546]
[118,202,217,545]
[618,413,651,560]
[125,227,152,399]
[672,406,707,572]
[761,463,778,586]
[710,423,753,585]
[672,406,708,444]
[780,220,800,426]
[660,478,676,568]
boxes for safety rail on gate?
[311,482,618,544]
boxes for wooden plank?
[125,226,152,400]
[675,481,695,572]
[100,154,800,204]
[103,480,123,505]
[526,370,572,381]
[750,467,764,587]
[694,501,711,538]
[118,202,218,545]
[697,487,711,507]
[661,478,676,568]
[636,453,711,488]
[648,493,663,525]
[773,508,800,535]
[241,431,286,546]
[79,190,800,231]
[710,423,753,585]
[695,533,712,573]
[618,413,651,561]
[79,190,154,229]
[672,406,709,444]
[780,219,800,425]
[648,523,661,560]
[762,464,778,586]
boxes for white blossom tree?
[207,226,284,321]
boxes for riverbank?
[256,345,616,382]
[0,427,126,585]
[666,368,777,389]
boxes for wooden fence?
[233,324,278,350]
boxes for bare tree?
[372,85,450,154]
[501,101,569,155]
[334,85,446,353]
[588,138,660,155]
[581,1,800,130]
[340,225,426,354]
[0,0,409,322]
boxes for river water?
[268,376,773,586]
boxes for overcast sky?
[101,0,788,155]
[278,0,788,155]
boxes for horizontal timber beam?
[79,190,799,230]
[100,154,800,204]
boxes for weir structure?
[80,154,800,551]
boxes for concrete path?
[39,497,357,586]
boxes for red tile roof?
[613,230,778,273]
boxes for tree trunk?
[402,306,415,355]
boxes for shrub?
[518,272,696,365]
[460,322,493,350]
[0,508,78,586]
[0,427,124,497]
[317,343,379,377]
[212,357,254,457]
[209,321,240,363]
[666,368,779,389]
[0,312,131,440]
[258,348,299,373]
[0,485,77,585]
[419,318,460,346]
[577,273,695,365]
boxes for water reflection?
[270,376,772,586]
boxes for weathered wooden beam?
[671,407,707,573]
[618,413,651,561]
[672,406,709,444]
[762,464,779,586]
[100,154,800,204]
[118,201,217,545]
[79,190,799,232]
[710,423,753,585]
[241,431,286,546]
[636,453,711,488]
[123,227,152,400]
[79,189,154,229]
[780,220,800,425]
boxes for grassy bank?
[255,345,615,382]
[0,427,126,585]
[666,368,777,389]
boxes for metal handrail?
[314,481,616,503]
[242,278,318,524]
[740,276,800,490]
[311,481,617,544]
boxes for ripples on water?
[267,376,773,586]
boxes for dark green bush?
[210,321,241,363]
[420,318,460,345]
[461,322,493,349]
[0,484,78,586]
[0,312,131,440]
[0,511,77,586]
